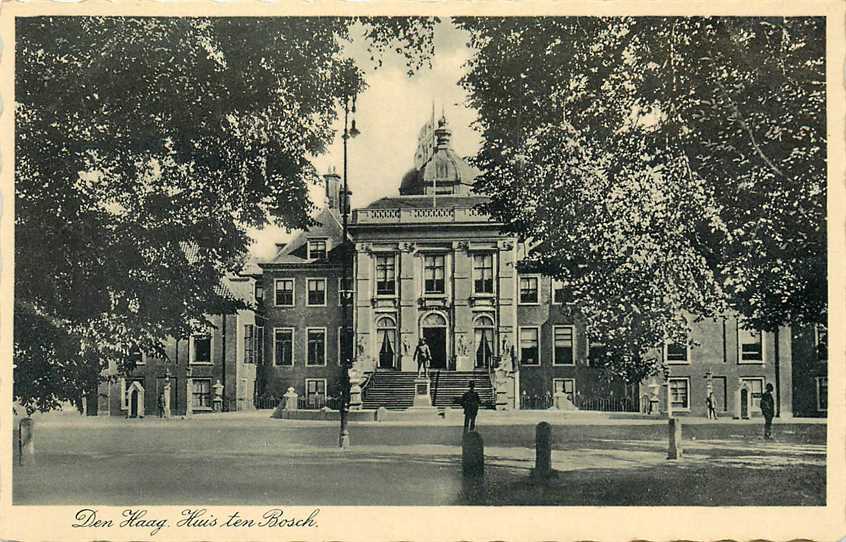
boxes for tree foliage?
[456,17,826,380]
[14,16,436,413]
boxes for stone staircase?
[362,370,495,410]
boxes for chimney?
[324,166,342,210]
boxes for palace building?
[96,113,825,419]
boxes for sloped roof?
[274,207,344,259]
[223,277,255,305]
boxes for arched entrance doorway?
[420,312,448,370]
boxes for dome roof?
[399,115,477,196]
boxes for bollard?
[531,421,557,479]
[462,431,485,479]
[375,406,388,422]
[18,418,35,466]
[667,417,683,460]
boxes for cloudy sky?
[248,18,481,260]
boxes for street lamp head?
[349,119,360,138]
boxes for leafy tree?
[456,17,826,380]
[15,16,436,413]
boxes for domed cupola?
[399,114,476,196]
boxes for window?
[553,378,576,402]
[192,379,211,409]
[338,327,354,366]
[474,315,495,369]
[274,279,294,307]
[375,254,396,295]
[739,327,764,363]
[306,278,326,306]
[338,277,354,306]
[553,326,575,365]
[669,378,690,410]
[665,339,689,364]
[191,334,212,364]
[306,328,326,366]
[588,340,607,367]
[816,324,828,362]
[519,276,539,304]
[376,318,397,369]
[473,254,494,294]
[552,280,565,304]
[307,239,327,260]
[817,376,828,411]
[519,327,540,365]
[274,328,294,366]
[305,379,327,408]
[740,377,764,412]
[244,324,255,364]
[424,254,445,294]
[254,281,264,304]
[255,327,265,365]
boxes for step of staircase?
[362,371,495,410]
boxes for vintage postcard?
[1,1,844,541]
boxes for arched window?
[474,315,495,369]
[376,317,397,369]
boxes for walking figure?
[458,381,482,433]
[414,337,431,377]
[760,383,775,440]
[706,392,718,420]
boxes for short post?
[667,417,683,460]
[462,431,485,479]
[375,406,388,422]
[18,418,35,466]
[531,421,556,478]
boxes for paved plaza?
[12,410,826,506]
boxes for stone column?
[399,242,418,372]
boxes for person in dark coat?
[458,381,482,433]
[760,383,775,440]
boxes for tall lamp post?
[339,93,360,449]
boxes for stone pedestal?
[283,387,299,411]
[553,391,577,411]
[348,367,364,410]
[411,377,433,409]
[455,355,472,372]
[494,369,512,411]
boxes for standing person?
[760,383,775,440]
[157,391,165,418]
[459,381,482,433]
[706,392,719,420]
[414,337,431,377]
